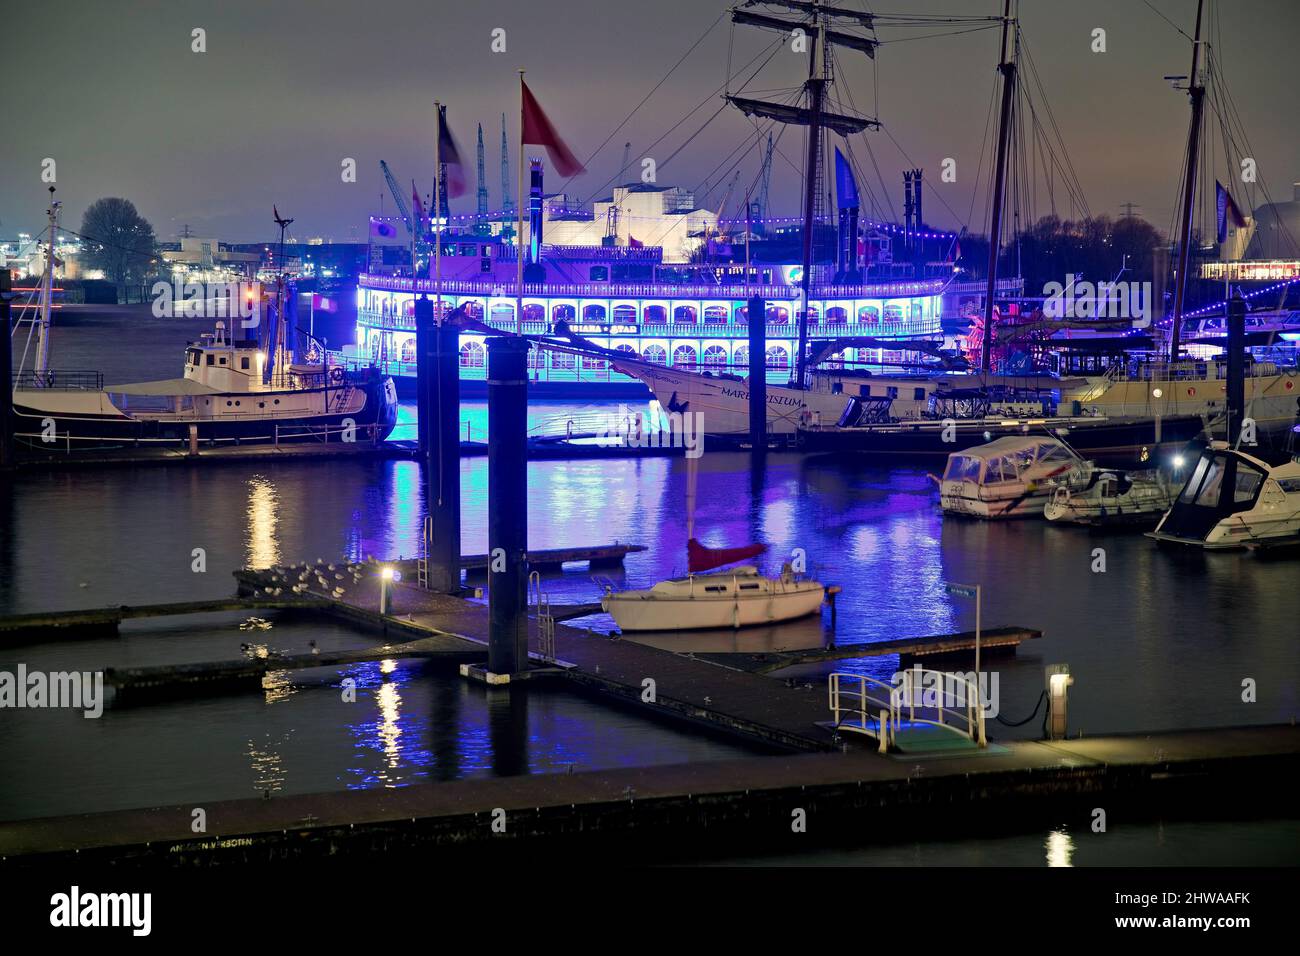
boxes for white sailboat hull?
[602,571,825,632]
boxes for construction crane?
[379,160,413,235]
[500,114,511,214]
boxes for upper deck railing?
[358,272,951,301]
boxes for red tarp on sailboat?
[687,538,766,574]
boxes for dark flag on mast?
[437,110,468,197]
[1215,180,1247,244]
[521,79,586,177]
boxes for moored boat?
[601,564,826,632]
[1148,442,1300,549]
[939,436,1091,519]
[1044,468,1174,527]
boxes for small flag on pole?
[437,109,468,198]
[628,235,643,249]
[521,79,586,177]
[1216,180,1247,244]
[369,218,399,239]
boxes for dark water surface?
[1,310,1296,863]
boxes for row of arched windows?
[367,296,924,326]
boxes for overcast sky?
[2,0,1296,246]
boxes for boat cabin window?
[1233,465,1265,504]
[913,388,926,401]
[859,385,871,397]
[206,354,215,366]
[186,348,201,366]
[943,456,983,481]
[241,357,250,370]
[704,585,727,592]
[886,387,899,399]
[739,583,760,590]
[218,356,227,365]
[1278,478,1300,494]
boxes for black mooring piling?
[415,297,434,456]
[747,294,767,455]
[428,314,462,592]
[0,270,13,470]
[1226,289,1246,446]
[486,335,530,675]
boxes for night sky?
[2,0,1296,246]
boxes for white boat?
[601,565,826,632]
[1148,442,1300,549]
[939,436,1090,519]
[1044,468,1174,526]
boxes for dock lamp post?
[379,566,395,616]
[945,581,986,745]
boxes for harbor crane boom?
[379,160,414,235]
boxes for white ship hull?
[602,568,825,632]
[609,360,853,435]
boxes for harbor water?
[2,309,1296,863]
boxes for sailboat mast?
[36,186,59,377]
[980,0,1016,378]
[1169,0,1206,363]
[795,6,825,388]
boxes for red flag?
[521,79,586,177]
[437,109,467,198]
[628,235,643,249]
[687,538,767,574]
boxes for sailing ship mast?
[725,1,878,388]
[979,0,1017,378]
[1168,0,1207,362]
[35,186,60,377]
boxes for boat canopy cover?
[107,378,224,396]
[688,538,766,574]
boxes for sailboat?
[600,453,827,631]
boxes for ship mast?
[1168,0,1206,363]
[36,186,60,377]
[726,0,878,389]
[980,0,1017,378]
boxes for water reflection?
[1044,828,1075,867]
[245,475,281,568]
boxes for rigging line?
[874,23,1000,44]
[823,47,894,224]
[1139,0,1193,42]
[1017,34,1091,219]
[560,11,725,195]
[966,76,998,234]
[576,31,782,206]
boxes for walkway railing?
[829,668,987,752]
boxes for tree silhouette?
[79,198,157,292]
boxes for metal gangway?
[829,668,988,753]
[528,571,556,662]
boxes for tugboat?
[12,319,398,450]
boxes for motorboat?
[601,564,826,632]
[1148,442,1300,549]
[939,436,1091,519]
[1044,468,1174,527]
[12,321,399,450]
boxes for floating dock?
[2,723,1294,865]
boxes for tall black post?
[1226,290,1246,446]
[747,295,767,454]
[428,318,462,591]
[415,297,434,455]
[0,270,13,470]
[486,335,529,675]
